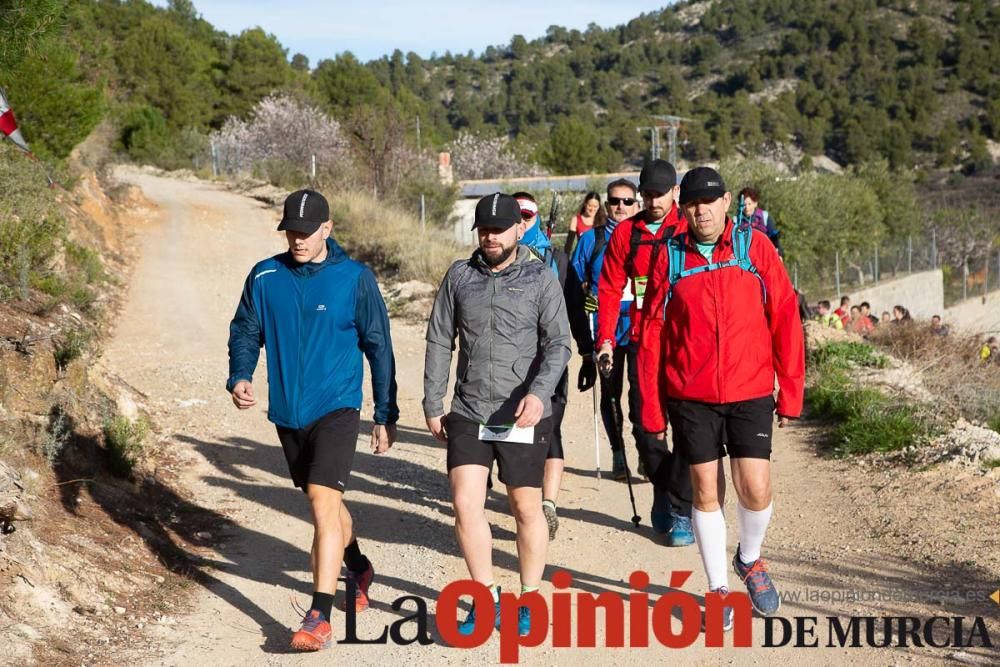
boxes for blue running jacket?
[227,238,399,429]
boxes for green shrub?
[54,328,91,371]
[43,406,71,465]
[806,343,936,457]
[0,149,66,297]
[808,341,888,370]
[103,415,148,478]
[988,415,1000,435]
[807,371,934,456]
[119,105,172,164]
[66,241,105,284]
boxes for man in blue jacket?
[570,179,641,481]
[227,189,399,652]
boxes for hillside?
[344,0,1000,173]
[3,0,999,177]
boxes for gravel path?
[104,168,999,666]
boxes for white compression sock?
[691,507,728,591]
[736,501,773,564]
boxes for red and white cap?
[516,197,538,216]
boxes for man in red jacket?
[595,160,693,546]
[636,167,804,628]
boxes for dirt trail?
[105,168,998,666]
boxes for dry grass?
[868,324,1000,431]
[328,190,464,285]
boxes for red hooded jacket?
[596,205,687,348]
[637,218,805,433]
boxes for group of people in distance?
[226,160,805,651]
[814,295,923,335]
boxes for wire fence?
[789,234,1000,308]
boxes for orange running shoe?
[290,609,332,651]
[342,562,374,613]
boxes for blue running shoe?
[458,588,502,635]
[665,512,695,547]
[732,546,780,615]
[702,587,734,632]
[517,606,532,636]
[650,489,673,534]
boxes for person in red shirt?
[833,295,851,328]
[636,167,805,628]
[595,159,692,546]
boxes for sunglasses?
[607,197,637,207]
[520,211,537,220]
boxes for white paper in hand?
[478,424,535,444]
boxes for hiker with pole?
[570,177,649,525]
[592,161,694,547]
[514,191,591,540]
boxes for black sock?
[310,591,335,619]
[343,539,369,573]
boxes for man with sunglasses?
[594,160,694,547]
[570,179,640,483]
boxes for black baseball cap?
[638,159,677,193]
[278,189,330,233]
[472,193,520,230]
[679,166,727,205]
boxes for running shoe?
[342,561,374,613]
[517,606,532,636]
[703,587,734,632]
[542,503,559,541]
[611,449,627,480]
[650,488,673,534]
[665,512,695,547]
[290,609,332,651]
[458,590,502,636]
[732,546,781,615]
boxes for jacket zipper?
[296,277,305,429]
[713,243,724,403]
[490,272,497,409]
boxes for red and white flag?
[0,88,32,154]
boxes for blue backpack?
[665,195,766,306]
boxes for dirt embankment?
[0,165,209,666]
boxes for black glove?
[577,357,597,391]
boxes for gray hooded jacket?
[423,245,571,424]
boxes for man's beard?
[481,243,515,267]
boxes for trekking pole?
[606,386,642,528]
[588,315,601,480]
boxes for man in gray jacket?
[424,192,571,638]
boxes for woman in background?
[564,192,605,255]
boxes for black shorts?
[275,408,361,492]
[667,396,775,465]
[446,413,551,488]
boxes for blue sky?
[150,0,669,64]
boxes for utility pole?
[636,126,661,160]
[651,115,696,166]
[637,115,696,164]
[416,115,422,152]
